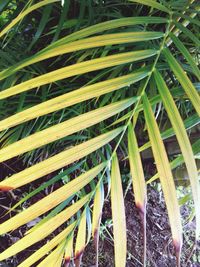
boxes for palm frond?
[0,1,199,266]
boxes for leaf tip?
[64,257,71,267]
[173,239,182,267]
[135,202,146,216]
[0,185,13,191]
[75,250,84,267]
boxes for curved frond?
[0,1,199,266]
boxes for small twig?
[1,162,17,173]
[146,251,158,267]
[9,190,18,200]
[139,208,147,267]
[184,241,196,267]
[0,204,11,211]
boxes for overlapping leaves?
[0,1,199,267]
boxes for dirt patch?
[0,159,200,266]
[82,186,200,267]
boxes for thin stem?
[184,241,196,267]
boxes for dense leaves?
[0,1,199,266]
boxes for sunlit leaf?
[0,128,122,189]
[128,122,147,264]
[129,0,170,13]
[111,153,127,267]
[0,98,137,161]
[142,93,182,263]
[18,222,76,267]
[0,163,106,233]
[92,182,104,266]
[0,69,147,130]
[154,69,200,238]
[147,139,200,184]
[0,32,163,81]
[37,242,65,267]
[75,210,87,267]
[0,50,157,99]
[0,194,90,261]
[163,48,200,116]
[64,232,74,267]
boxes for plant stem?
[72,12,173,266]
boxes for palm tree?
[0,0,199,266]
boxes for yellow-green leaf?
[111,153,127,267]
[128,123,146,212]
[0,69,147,131]
[0,50,157,100]
[0,98,137,162]
[64,233,74,267]
[0,128,123,190]
[0,163,106,233]
[163,48,200,116]
[92,182,104,237]
[0,194,90,261]
[168,33,200,79]
[18,222,76,267]
[147,139,200,185]
[128,122,147,265]
[92,182,104,267]
[129,0,170,13]
[142,93,182,260]
[154,69,200,238]
[0,0,60,38]
[37,242,65,267]
[47,16,167,50]
[0,32,163,81]
[75,210,87,267]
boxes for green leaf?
[129,0,170,13]
[163,48,200,116]
[174,21,200,47]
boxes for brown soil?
[0,160,200,267]
[82,186,200,267]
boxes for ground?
[0,160,200,267]
[82,186,200,267]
